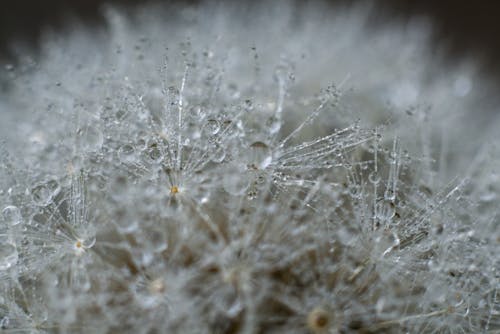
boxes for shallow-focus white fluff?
[0,1,498,333]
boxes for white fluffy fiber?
[0,1,499,333]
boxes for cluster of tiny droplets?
[0,1,499,333]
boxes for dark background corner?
[1,0,500,76]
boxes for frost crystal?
[0,1,499,333]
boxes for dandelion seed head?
[307,307,331,333]
[170,185,180,195]
[149,278,167,295]
[0,0,499,333]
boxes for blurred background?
[0,0,500,76]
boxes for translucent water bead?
[248,141,272,170]
[0,237,17,270]
[222,162,250,195]
[31,179,60,206]
[2,205,21,226]
[76,125,104,152]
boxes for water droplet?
[266,116,281,135]
[31,179,60,206]
[189,105,202,117]
[368,172,381,184]
[2,206,21,226]
[81,236,96,249]
[167,86,179,106]
[248,141,272,169]
[210,143,226,163]
[77,126,103,152]
[255,172,267,185]
[118,144,138,163]
[0,316,9,329]
[244,99,253,112]
[205,119,220,135]
[247,190,257,200]
[222,163,249,195]
[384,190,396,202]
[145,142,163,163]
[375,201,396,222]
[0,239,18,270]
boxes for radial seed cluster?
[0,1,499,333]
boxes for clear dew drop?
[244,99,253,112]
[384,190,396,202]
[81,236,96,249]
[0,239,18,270]
[222,163,250,195]
[210,143,226,163]
[167,86,179,106]
[255,172,267,185]
[266,116,281,135]
[118,144,138,164]
[189,105,202,118]
[368,172,381,184]
[0,316,9,329]
[205,119,221,135]
[77,126,104,152]
[145,142,163,163]
[247,189,257,200]
[2,206,21,226]
[248,141,272,169]
[375,201,396,222]
[31,179,60,206]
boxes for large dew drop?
[2,206,21,226]
[0,317,9,330]
[210,143,226,163]
[248,141,272,169]
[77,125,104,152]
[144,142,163,163]
[204,119,221,135]
[118,144,138,164]
[31,179,60,206]
[222,163,250,195]
[0,239,18,270]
